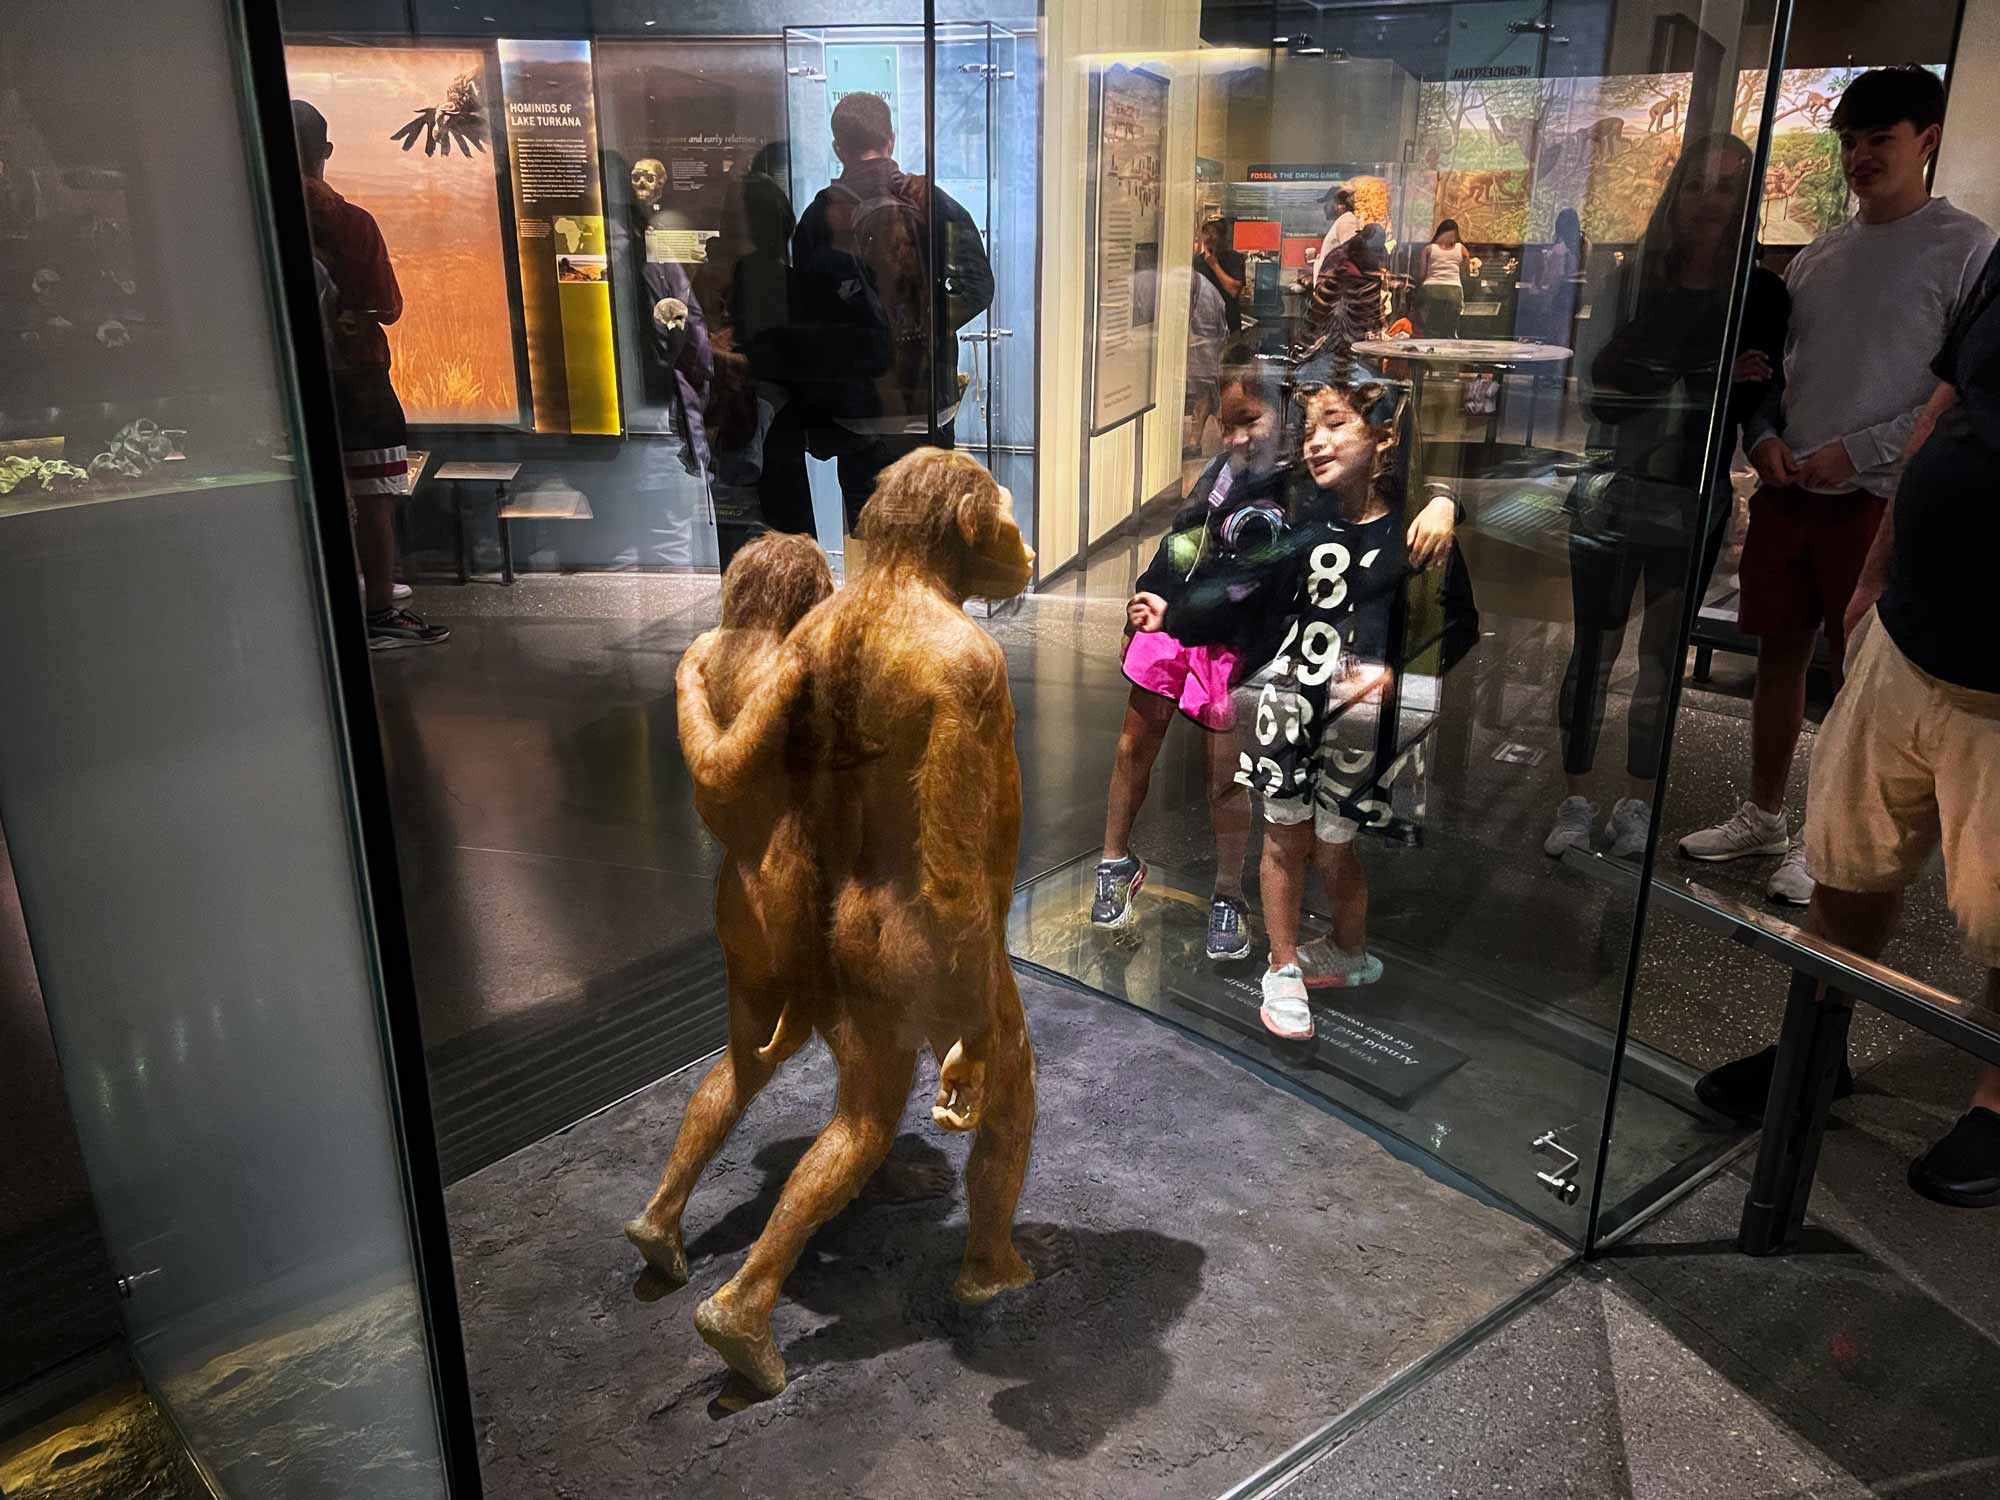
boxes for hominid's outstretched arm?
[676,636,808,800]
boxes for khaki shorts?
[1805,608,2000,966]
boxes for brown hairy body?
[628,451,1041,1401]
[624,534,831,1297]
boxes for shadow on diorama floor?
[443,970,1564,1500]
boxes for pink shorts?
[1123,630,1243,731]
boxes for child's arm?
[676,634,806,801]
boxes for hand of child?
[1406,495,1457,570]
[1126,591,1168,633]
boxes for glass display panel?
[1,1,455,1495]
[1598,39,1999,1238]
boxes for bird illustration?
[391,72,486,158]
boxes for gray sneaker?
[1090,854,1146,928]
[1678,799,1789,862]
[1607,797,1652,861]
[1543,796,1597,857]
[1205,895,1252,962]
[367,606,450,651]
[1767,837,1814,906]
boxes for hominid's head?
[856,448,1034,602]
[720,531,833,633]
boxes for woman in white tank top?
[1415,219,1479,338]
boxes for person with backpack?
[790,93,995,540]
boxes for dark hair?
[1638,132,1754,294]
[1298,379,1401,436]
[1831,66,1945,136]
[1552,207,1583,254]
[1333,187,1356,210]
[291,99,329,157]
[1431,219,1460,242]
[831,93,894,154]
[1217,338,1285,413]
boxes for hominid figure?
[625,532,833,1287]
[630,448,1040,1400]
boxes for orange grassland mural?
[286,45,521,426]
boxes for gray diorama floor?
[445,970,1562,1500]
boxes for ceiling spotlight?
[1508,18,1555,33]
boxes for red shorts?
[1736,484,1887,656]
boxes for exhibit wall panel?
[1037,0,1201,574]
[283,44,524,427]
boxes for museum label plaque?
[1172,969,1469,1110]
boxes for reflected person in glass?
[1091,348,1288,961]
[1545,135,1780,861]
[788,92,994,555]
[1698,244,2000,1206]
[1676,68,1994,905]
[292,99,447,651]
[1414,220,1478,339]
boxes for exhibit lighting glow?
[1297,46,1327,56]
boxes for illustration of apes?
[626,449,1043,1401]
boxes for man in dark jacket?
[789,92,994,537]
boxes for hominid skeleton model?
[627,449,1040,1400]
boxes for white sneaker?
[1607,797,1652,860]
[391,581,413,602]
[1543,796,1597,857]
[1298,937,1384,988]
[1677,800,1789,862]
[1260,965,1315,1039]
[1767,837,1814,906]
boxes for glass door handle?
[1531,1130,1581,1204]
[116,1266,164,1299]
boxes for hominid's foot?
[952,1244,1035,1305]
[954,1222,1072,1304]
[623,1216,689,1287]
[694,1292,787,1397]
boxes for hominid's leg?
[695,1032,917,1395]
[625,971,809,1284]
[955,979,1038,1305]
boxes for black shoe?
[1205,895,1252,962]
[368,606,450,651]
[1090,855,1145,929]
[1694,1043,1855,1123]
[1908,1108,2000,1208]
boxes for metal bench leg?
[1738,971,1854,1256]
[497,483,515,585]
[1694,644,1714,683]
[455,487,471,585]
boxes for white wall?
[1936,0,2000,231]
[1036,0,1204,575]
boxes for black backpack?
[837,173,936,416]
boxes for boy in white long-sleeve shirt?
[1677,67,1993,906]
